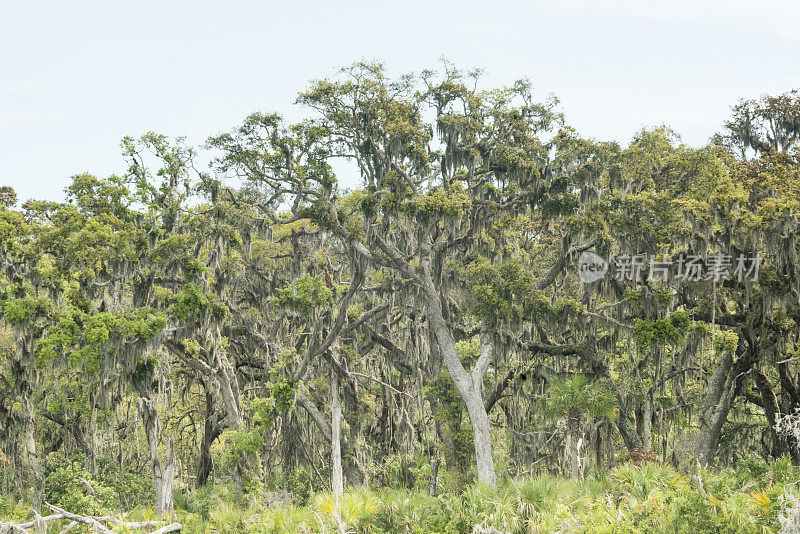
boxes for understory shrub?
[43,456,117,515]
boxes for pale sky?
[2,0,799,203]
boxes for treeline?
[1,64,799,514]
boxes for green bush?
[286,466,314,505]
[0,496,32,523]
[44,456,117,515]
[111,471,155,509]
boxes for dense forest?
[2,64,800,533]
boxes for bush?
[286,466,314,505]
[44,456,117,515]
[0,496,31,523]
[112,471,155,509]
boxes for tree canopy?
[2,62,800,532]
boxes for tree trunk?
[695,347,734,465]
[196,430,219,487]
[463,389,496,486]
[696,386,737,466]
[161,438,175,515]
[196,378,220,487]
[20,394,43,511]
[38,410,92,468]
[213,349,243,430]
[429,456,439,496]
[141,400,163,514]
[420,241,497,487]
[695,335,755,466]
[196,438,213,488]
[197,383,222,487]
[642,394,652,452]
[568,408,582,479]
[89,395,98,476]
[296,388,365,486]
[331,347,344,497]
[422,265,497,487]
[754,370,800,462]
[595,423,603,470]
[616,404,644,453]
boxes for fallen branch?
[1,504,182,533]
[146,524,183,534]
[43,505,113,534]
[4,514,65,529]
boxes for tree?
[289,62,614,486]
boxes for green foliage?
[286,466,314,506]
[112,471,155,509]
[401,184,471,222]
[132,355,157,382]
[633,311,691,350]
[423,375,461,425]
[166,282,227,320]
[714,329,739,353]
[271,378,296,412]
[610,462,688,500]
[423,372,474,478]
[44,457,117,516]
[34,306,166,370]
[544,375,617,421]
[381,454,432,491]
[0,186,17,208]
[462,255,556,325]
[0,496,31,523]
[273,273,333,314]
[1,295,52,325]
[4,68,800,534]
[298,201,338,230]
[19,458,793,534]
[226,428,266,458]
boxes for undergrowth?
[1,457,799,533]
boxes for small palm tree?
[544,375,616,478]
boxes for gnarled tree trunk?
[696,334,756,466]
[196,382,223,487]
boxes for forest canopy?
[1,64,800,533]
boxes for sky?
[1,0,799,203]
